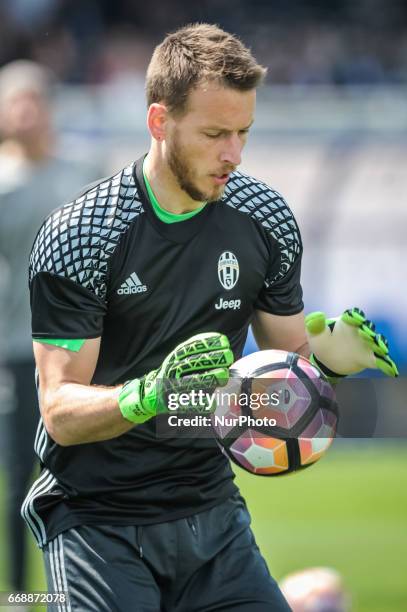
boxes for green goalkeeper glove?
[118,332,233,424]
[306,307,398,381]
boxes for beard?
[167,131,227,203]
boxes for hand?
[305,307,398,380]
[118,332,233,424]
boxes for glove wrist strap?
[118,377,158,424]
[310,353,346,385]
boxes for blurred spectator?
[280,567,351,611]
[0,59,102,591]
[0,0,406,86]
[5,0,61,31]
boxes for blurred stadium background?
[0,1,406,610]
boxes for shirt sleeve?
[30,272,106,338]
[252,191,304,316]
[29,201,109,339]
[254,243,304,315]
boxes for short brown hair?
[146,23,267,115]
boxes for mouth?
[211,173,231,186]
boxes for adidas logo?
[117,272,148,295]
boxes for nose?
[219,134,242,167]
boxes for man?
[0,59,101,594]
[23,24,397,611]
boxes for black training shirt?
[23,157,303,547]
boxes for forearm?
[41,382,134,446]
[252,310,311,357]
[36,333,233,447]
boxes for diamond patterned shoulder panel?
[223,171,302,284]
[29,163,144,300]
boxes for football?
[212,350,338,476]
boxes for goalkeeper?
[24,23,397,612]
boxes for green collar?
[142,160,206,224]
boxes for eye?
[204,132,222,139]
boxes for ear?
[147,103,168,141]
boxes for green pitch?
[236,441,407,612]
[0,441,406,612]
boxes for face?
[0,90,50,141]
[165,82,256,202]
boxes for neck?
[143,143,205,214]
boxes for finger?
[341,307,366,327]
[358,326,390,357]
[207,367,230,388]
[351,306,366,320]
[375,354,399,377]
[175,332,230,359]
[358,323,378,348]
[305,311,326,335]
[358,326,376,342]
[172,349,234,377]
[180,368,230,389]
[166,369,230,411]
[375,333,389,354]
[362,319,376,334]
